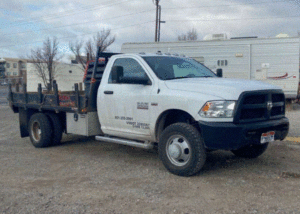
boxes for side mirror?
[120,76,152,85]
[216,68,223,77]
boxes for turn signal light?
[202,102,212,112]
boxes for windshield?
[142,56,216,80]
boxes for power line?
[3,0,131,26]
[2,9,155,37]
[15,0,117,22]
[0,21,155,49]
[165,15,300,22]
[163,0,293,10]
[0,0,136,29]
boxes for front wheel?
[158,123,206,177]
[231,143,269,159]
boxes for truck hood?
[164,78,281,100]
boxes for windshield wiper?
[165,76,213,80]
[164,76,191,80]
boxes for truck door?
[99,57,153,137]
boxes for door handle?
[104,91,114,95]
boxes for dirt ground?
[0,102,300,213]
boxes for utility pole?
[154,0,159,42]
[158,5,166,42]
[154,0,165,42]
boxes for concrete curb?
[283,137,300,144]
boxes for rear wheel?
[158,123,206,176]
[231,143,269,158]
[46,113,63,145]
[28,113,52,148]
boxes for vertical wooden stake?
[53,80,59,107]
[38,84,42,104]
[75,83,79,110]
[23,83,27,105]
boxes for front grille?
[234,90,285,124]
[243,94,266,104]
[240,108,265,120]
[272,93,284,103]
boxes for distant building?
[0,58,5,79]
[71,55,89,65]
[0,57,28,84]
[0,57,84,91]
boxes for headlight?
[199,101,236,118]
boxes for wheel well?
[155,109,200,141]
[19,108,38,137]
[19,108,66,137]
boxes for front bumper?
[198,117,289,150]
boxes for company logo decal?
[137,102,149,110]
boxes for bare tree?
[69,28,116,70]
[69,40,86,70]
[178,28,198,41]
[29,37,62,91]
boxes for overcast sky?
[0,0,299,62]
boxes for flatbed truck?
[8,47,289,176]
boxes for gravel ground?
[0,92,300,213]
[285,110,300,137]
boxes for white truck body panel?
[121,37,300,98]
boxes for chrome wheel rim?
[166,134,191,167]
[32,121,41,142]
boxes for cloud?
[0,0,299,60]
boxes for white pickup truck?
[8,49,289,176]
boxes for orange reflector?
[91,78,96,84]
[202,102,211,112]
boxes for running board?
[95,136,154,149]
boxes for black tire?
[46,113,63,145]
[28,113,52,148]
[231,143,269,159]
[158,123,206,177]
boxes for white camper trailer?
[26,63,83,92]
[121,37,300,99]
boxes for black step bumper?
[198,117,289,150]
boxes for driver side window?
[108,58,149,84]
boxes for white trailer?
[26,63,83,92]
[121,37,300,99]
